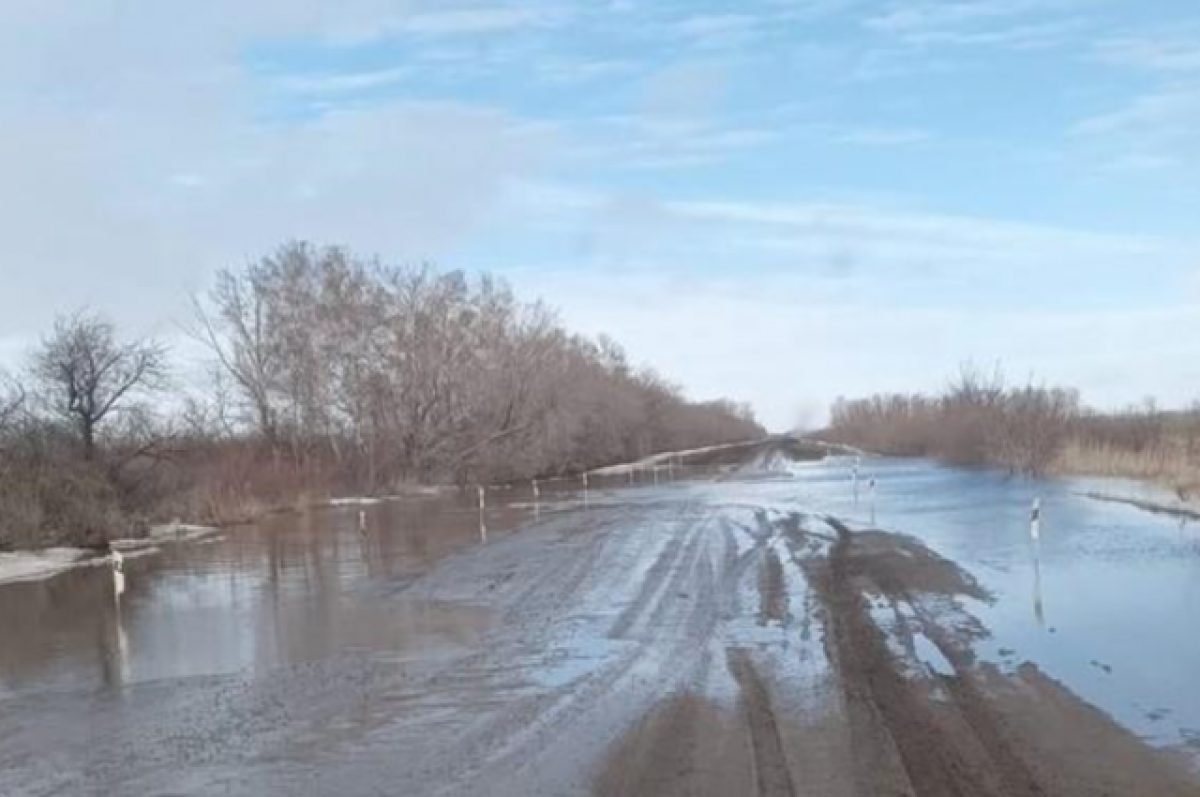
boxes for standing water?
[0,492,535,699]
[765,454,1200,763]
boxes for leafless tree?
[188,242,763,489]
[190,263,285,445]
[0,374,24,435]
[31,311,169,460]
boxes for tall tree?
[31,311,168,459]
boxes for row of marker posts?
[850,457,1047,627]
[474,455,691,542]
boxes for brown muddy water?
[0,490,536,698]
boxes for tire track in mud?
[400,501,740,796]
[727,649,796,797]
[757,547,788,627]
[810,517,1039,797]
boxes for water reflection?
[0,491,531,698]
[1031,541,1046,629]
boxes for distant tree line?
[825,364,1200,490]
[0,242,762,549]
[825,365,1082,476]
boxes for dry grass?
[1052,439,1200,496]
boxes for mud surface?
[2,441,1198,796]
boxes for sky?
[1,0,1199,430]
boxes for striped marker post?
[1031,498,1042,542]
[111,549,126,603]
[478,486,488,543]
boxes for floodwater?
[772,454,1200,759]
[2,448,1199,793]
[0,490,534,699]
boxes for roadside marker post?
[478,486,488,543]
[358,509,368,536]
[869,477,877,525]
[532,480,540,500]
[111,549,126,603]
[1031,498,1042,542]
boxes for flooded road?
[785,456,1200,755]
[2,442,1199,796]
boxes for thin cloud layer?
[2,0,1199,428]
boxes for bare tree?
[0,374,24,435]
[31,311,168,459]
[190,267,283,446]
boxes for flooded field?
[0,491,532,698]
[2,442,1198,796]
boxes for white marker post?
[1030,498,1042,542]
[532,479,540,500]
[111,548,126,603]
[478,486,488,543]
[358,509,367,536]
[582,473,590,506]
[869,477,877,525]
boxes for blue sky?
[1,0,1199,428]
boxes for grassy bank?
[1051,439,1200,498]
[826,366,1200,500]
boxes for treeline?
[826,365,1081,475]
[0,242,762,549]
[825,365,1200,493]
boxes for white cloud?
[397,6,565,37]
[676,14,766,49]
[865,0,1087,50]
[275,67,412,96]
[535,58,641,86]
[0,0,567,341]
[1096,33,1200,74]
[1072,85,1200,175]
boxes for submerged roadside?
[3,439,1197,796]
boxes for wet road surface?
[2,442,1199,796]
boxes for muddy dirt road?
[2,441,1199,796]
